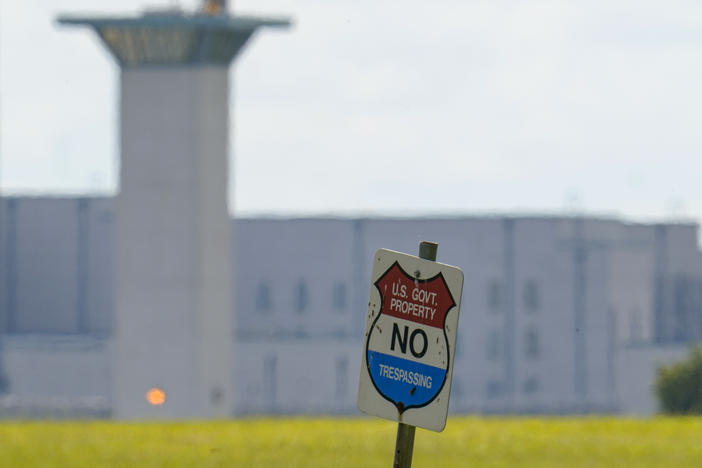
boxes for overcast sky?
[2,1,702,219]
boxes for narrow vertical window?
[525,328,540,359]
[335,356,348,398]
[486,380,502,399]
[255,281,271,312]
[333,282,347,312]
[629,307,642,342]
[524,279,540,313]
[486,329,502,361]
[523,376,539,395]
[487,279,501,313]
[263,355,277,406]
[295,280,308,314]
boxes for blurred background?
[1,1,701,420]
[3,0,702,217]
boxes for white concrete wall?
[0,198,114,335]
[2,207,702,416]
[512,219,578,410]
[234,219,357,337]
[13,199,79,332]
[1,335,110,400]
[235,341,359,414]
[84,198,114,334]
[615,344,687,414]
[114,67,232,419]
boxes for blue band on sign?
[367,350,447,409]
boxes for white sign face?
[357,248,464,432]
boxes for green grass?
[1,417,702,467]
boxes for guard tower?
[59,2,289,419]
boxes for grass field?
[1,417,702,467]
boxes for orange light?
[146,387,166,406]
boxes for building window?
[486,329,501,361]
[523,376,539,395]
[525,328,539,359]
[335,356,348,398]
[629,307,642,342]
[333,282,347,312]
[263,355,277,406]
[523,279,540,313]
[487,279,502,313]
[486,380,502,399]
[255,281,272,312]
[295,280,308,314]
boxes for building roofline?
[234,213,699,228]
[56,13,291,31]
[0,195,697,227]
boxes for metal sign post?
[393,419,416,468]
[392,241,437,468]
[358,240,463,465]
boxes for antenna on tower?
[202,0,228,15]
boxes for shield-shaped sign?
[358,249,464,432]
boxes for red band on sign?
[374,262,456,329]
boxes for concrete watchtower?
[59,2,289,419]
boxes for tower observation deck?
[58,10,289,67]
[58,5,290,419]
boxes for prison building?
[0,196,699,416]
